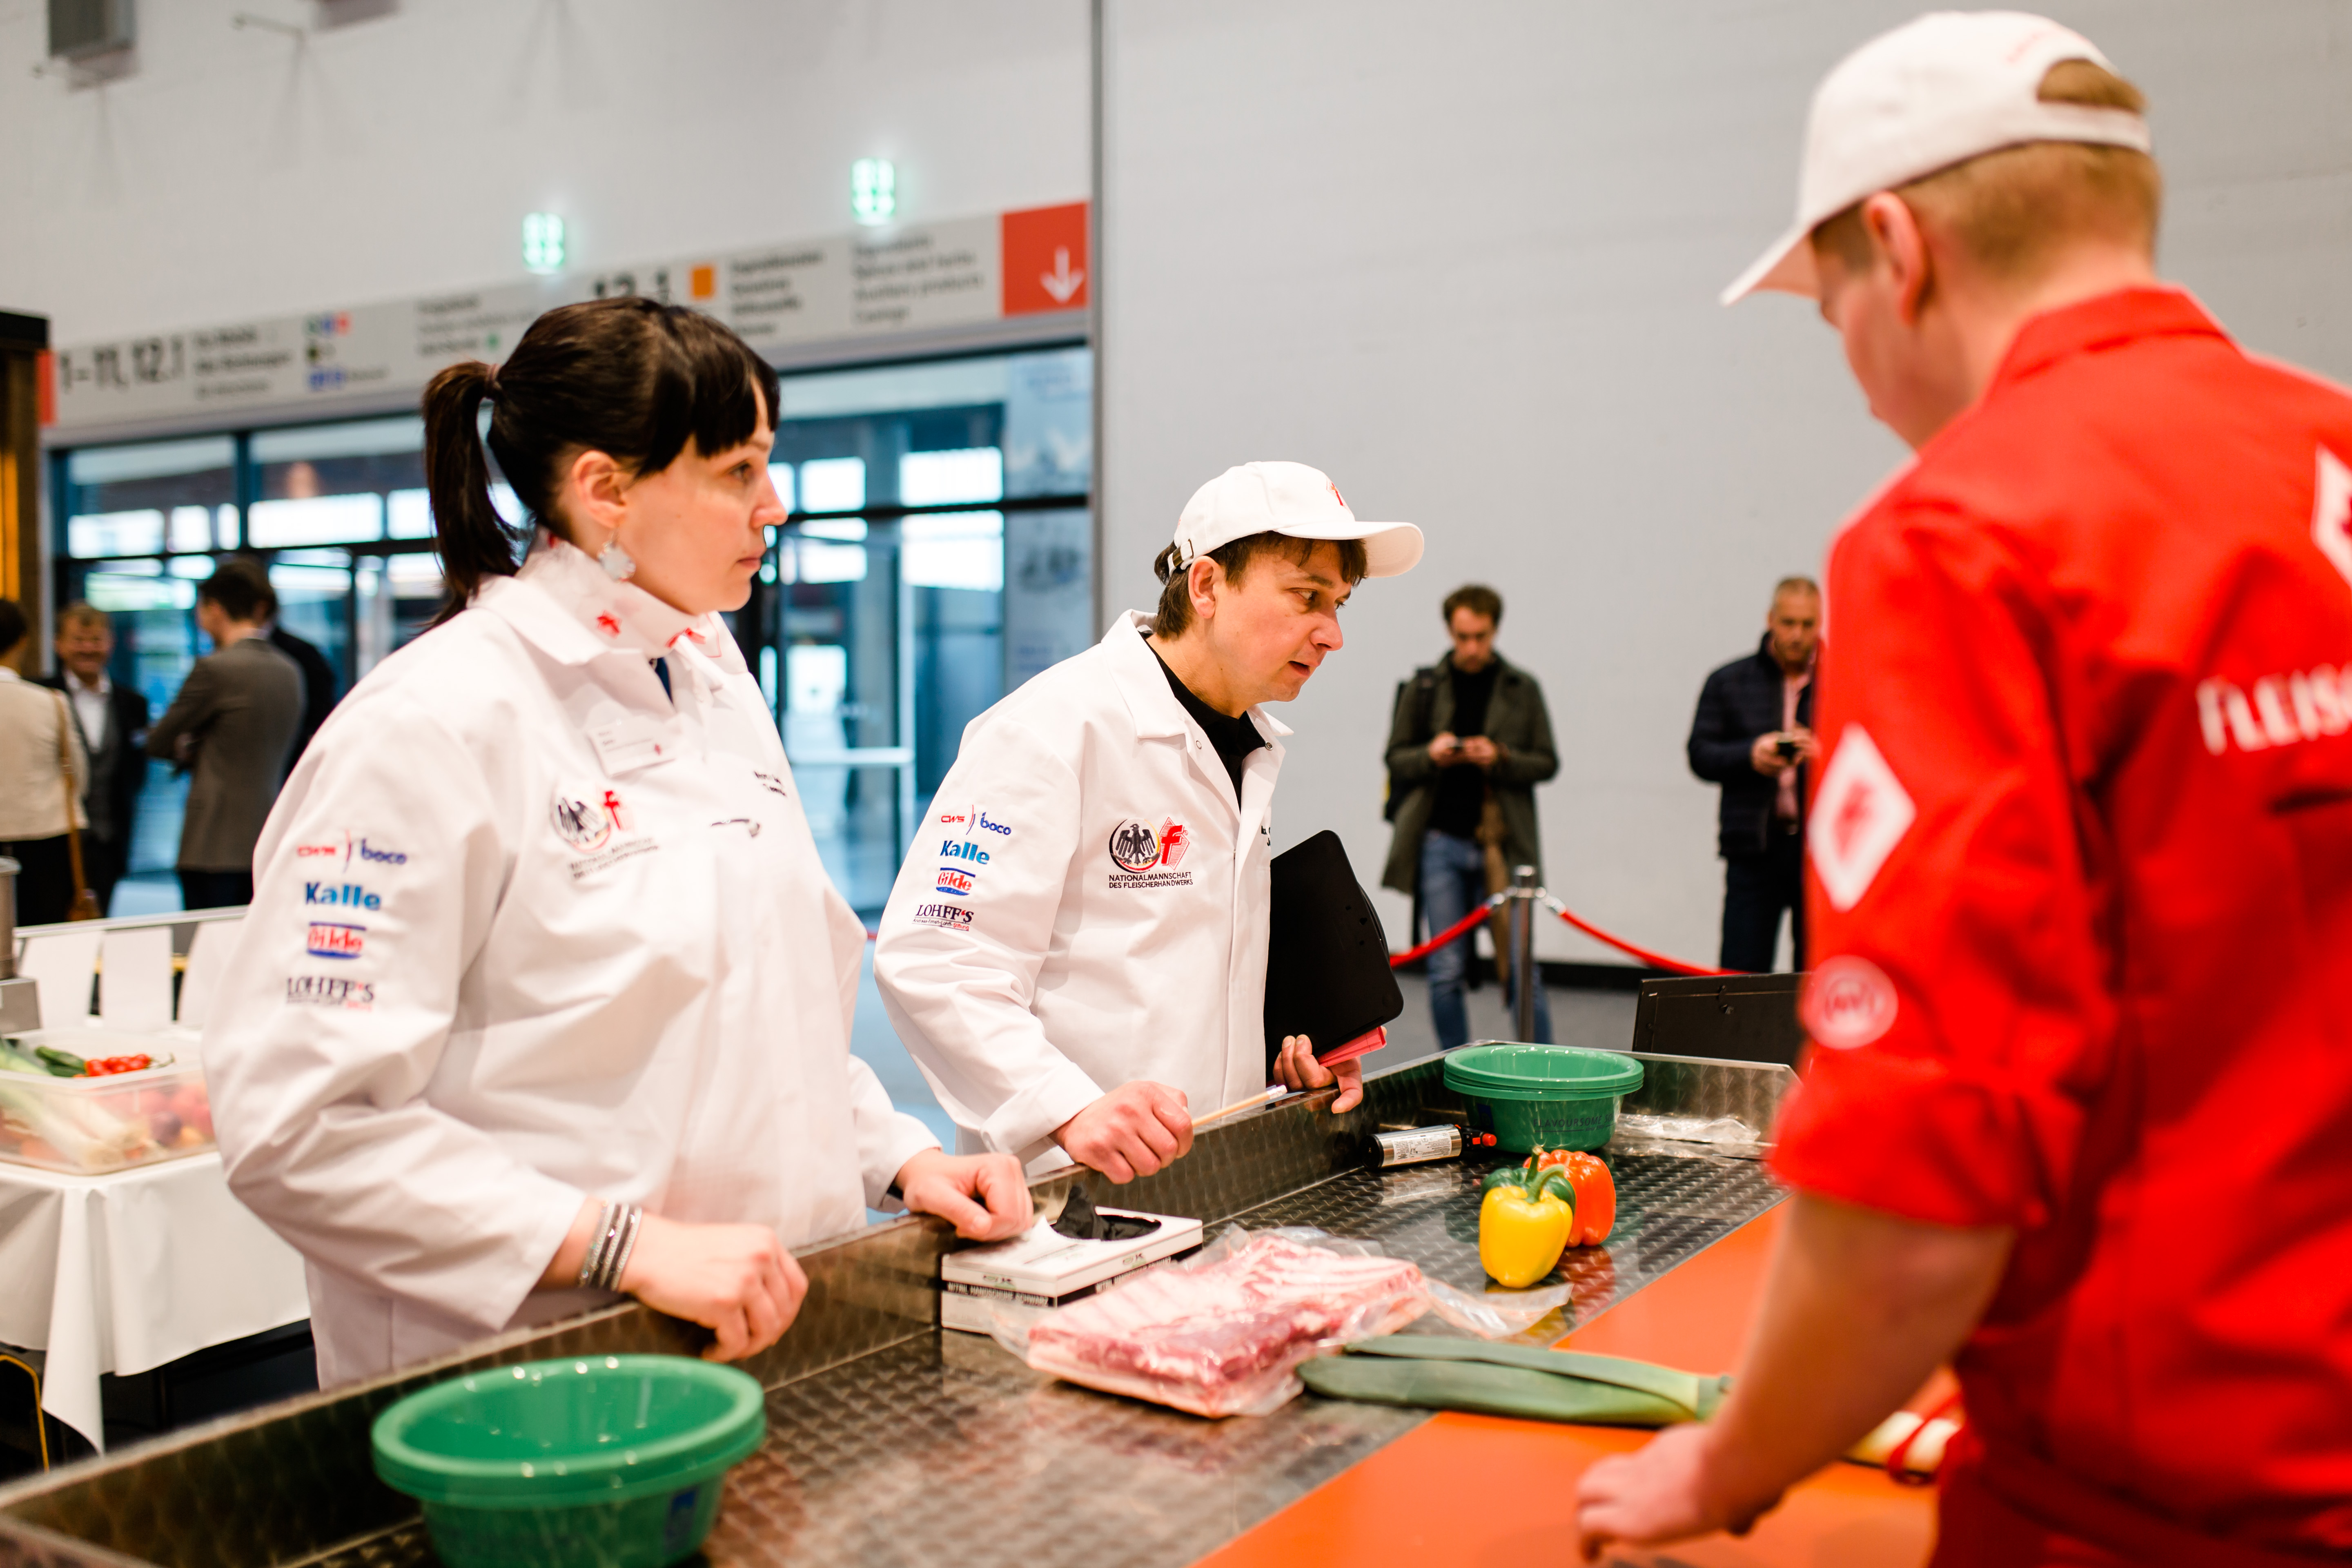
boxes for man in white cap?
[1579,12,2352,1564]
[876,462,1422,1182]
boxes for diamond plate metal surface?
[0,1054,1784,1568]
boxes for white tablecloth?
[0,1152,310,1451]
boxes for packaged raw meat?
[1015,1227,1431,1418]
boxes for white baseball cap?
[1721,11,2152,305]
[1172,461,1423,579]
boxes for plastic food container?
[0,1031,215,1175]
[371,1354,766,1568]
[1442,1044,1645,1154]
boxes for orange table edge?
[1193,1200,1941,1568]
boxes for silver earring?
[597,537,637,583]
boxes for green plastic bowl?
[1443,1044,1645,1154]
[371,1354,766,1568]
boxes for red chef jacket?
[1773,287,2352,1565]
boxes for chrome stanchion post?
[1510,863,1537,1043]
[0,855,38,1034]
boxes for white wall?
[1100,0,2352,968]
[1,0,1090,344]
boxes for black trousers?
[83,834,127,917]
[0,835,77,927]
[1720,829,1806,973]
[178,869,254,912]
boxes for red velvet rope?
[1386,897,1503,967]
[1542,894,1735,977]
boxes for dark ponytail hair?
[420,297,781,623]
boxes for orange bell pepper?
[1520,1147,1616,1246]
[1562,1151,1616,1245]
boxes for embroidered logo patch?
[1108,818,1162,873]
[2314,445,2352,592]
[1809,725,1915,912]
[1800,956,1898,1049]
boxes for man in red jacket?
[1578,13,2352,1564]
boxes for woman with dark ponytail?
[203,298,1031,1386]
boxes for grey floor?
[848,947,1640,1152]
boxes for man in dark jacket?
[39,602,150,915]
[148,561,304,911]
[233,553,340,763]
[1686,577,1820,971]
[1382,584,1560,1047]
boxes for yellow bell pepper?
[1477,1166,1576,1287]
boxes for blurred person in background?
[38,601,150,916]
[1685,577,1820,972]
[1381,584,1559,1047]
[0,598,92,925]
[233,551,340,765]
[147,560,303,911]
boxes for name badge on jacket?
[588,715,680,776]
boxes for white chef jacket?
[875,611,1284,1171]
[204,539,938,1387]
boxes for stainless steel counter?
[0,1052,1790,1568]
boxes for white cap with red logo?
[1172,461,1423,579]
[1721,10,2152,305]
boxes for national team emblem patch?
[1801,956,1898,1049]
[1809,725,1914,912]
[2313,446,2352,592]
[1108,819,1162,873]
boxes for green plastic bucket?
[372,1354,766,1568]
[1443,1044,1644,1154]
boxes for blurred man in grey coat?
[148,561,302,910]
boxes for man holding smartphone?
[1685,578,1820,972]
[1381,584,1560,1047]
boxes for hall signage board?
[47,203,1087,436]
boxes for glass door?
[753,344,1094,915]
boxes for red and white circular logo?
[1800,956,1898,1050]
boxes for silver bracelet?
[603,1205,644,1294]
[576,1200,619,1291]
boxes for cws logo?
[292,833,406,873]
[306,923,366,960]
[935,866,977,897]
[1107,817,1192,888]
[942,806,1013,837]
[913,902,973,931]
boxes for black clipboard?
[1263,829,1405,1075]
